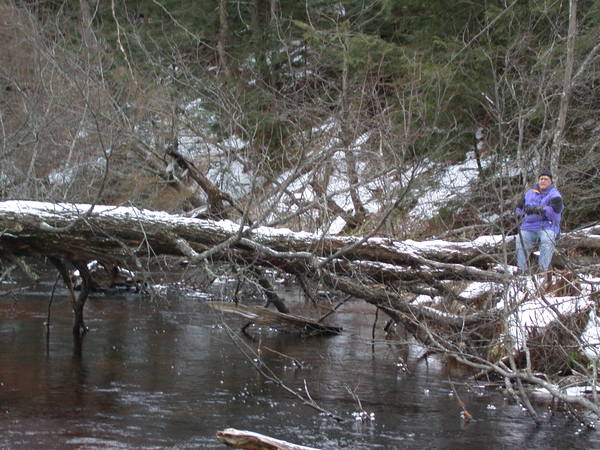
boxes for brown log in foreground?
[216,428,319,450]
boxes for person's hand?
[525,206,544,215]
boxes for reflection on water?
[1,285,599,449]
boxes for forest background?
[2,0,599,237]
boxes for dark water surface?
[1,283,599,449]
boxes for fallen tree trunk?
[1,201,598,344]
[1,201,597,309]
[0,200,506,336]
[4,200,600,420]
[4,201,597,294]
[0,200,506,272]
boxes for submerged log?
[216,428,319,450]
[208,301,342,335]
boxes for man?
[515,170,563,273]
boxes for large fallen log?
[0,200,506,273]
[4,202,597,270]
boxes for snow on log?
[557,224,600,249]
[1,200,597,297]
[0,200,510,333]
[0,200,505,268]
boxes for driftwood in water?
[208,301,342,335]
[216,428,319,450]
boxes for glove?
[524,206,544,215]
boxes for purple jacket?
[515,184,563,234]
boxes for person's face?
[538,175,552,190]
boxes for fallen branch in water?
[216,427,319,450]
[221,323,346,422]
[209,301,342,335]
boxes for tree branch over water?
[3,200,600,419]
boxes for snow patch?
[581,309,600,361]
[501,281,592,349]
[410,151,489,220]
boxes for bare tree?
[550,0,577,176]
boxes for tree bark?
[166,147,242,219]
[217,0,231,77]
[2,201,598,282]
[48,256,90,336]
[549,0,577,175]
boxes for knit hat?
[539,169,553,181]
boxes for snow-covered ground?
[582,308,600,361]
[409,151,489,220]
[494,274,600,357]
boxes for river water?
[1,278,599,449]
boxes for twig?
[46,274,60,352]
[263,346,304,369]
[317,294,351,323]
[222,322,346,422]
[449,378,473,422]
